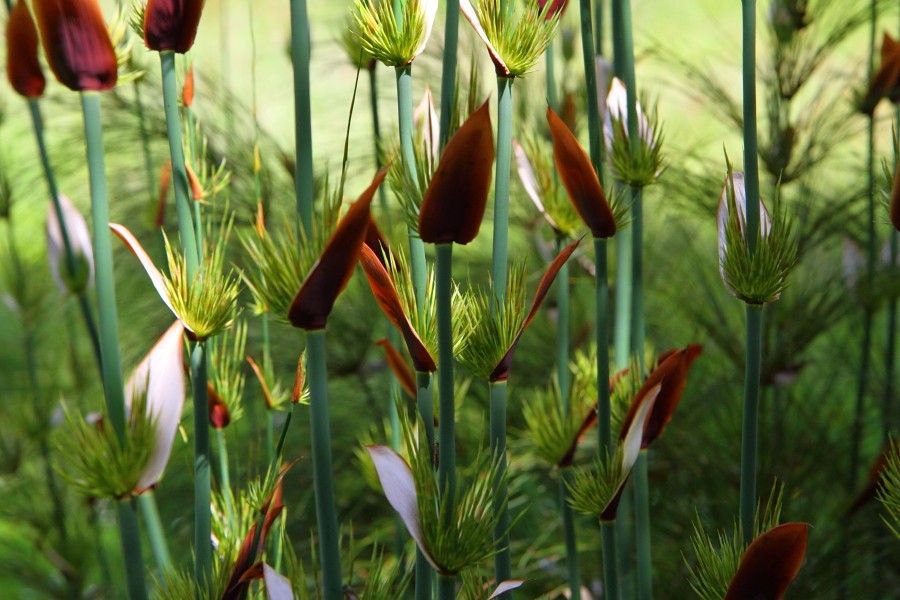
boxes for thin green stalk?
[560,472,582,597]
[489,381,512,595]
[546,41,558,112]
[630,191,644,356]
[133,81,156,203]
[396,65,428,315]
[415,546,433,600]
[369,66,391,226]
[557,237,571,404]
[593,0,604,56]
[307,330,343,600]
[885,229,899,445]
[185,105,204,252]
[438,0,460,150]
[438,574,455,600]
[138,491,173,574]
[739,304,763,542]
[266,409,275,465]
[492,78,514,302]
[594,239,611,451]
[159,51,199,277]
[118,499,149,600]
[216,428,236,528]
[601,520,620,600]
[579,0,603,171]
[740,0,761,250]
[416,372,436,454]
[290,0,315,232]
[633,451,651,598]
[613,228,633,368]
[191,343,212,591]
[436,244,456,504]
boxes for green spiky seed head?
[352,0,434,67]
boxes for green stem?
[118,500,150,600]
[560,471,582,597]
[630,190,644,356]
[191,343,212,590]
[633,451,652,599]
[579,0,603,172]
[439,0,460,150]
[557,237,571,404]
[138,492,173,574]
[546,41,558,112]
[416,371,436,454]
[593,0,604,56]
[159,52,199,277]
[81,91,148,600]
[438,574,455,600]
[415,546,433,600]
[307,330,343,600]
[133,81,156,203]
[601,520,620,600]
[186,105,203,253]
[436,244,456,504]
[266,409,275,465]
[492,78,514,302]
[489,381,512,596]
[739,303,763,543]
[290,0,315,232]
[216,428,236,528]
[741,0,760,249]
[396,65,428,315]
[594,239,611,451]
[368,67,390,226]
[885,234,898,444]
[613,227,633,368]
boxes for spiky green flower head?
[522,378,596,467]
[717,161,798,305]
[209,319,248,424]
[461,0,562,78]
[604,78,665,188]
[352,0,438,67]
[339,16,377,70]
[877,439,900,538]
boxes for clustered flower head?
[352,0,438,67]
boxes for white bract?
[46,194,94,294]
[716,172,772,285]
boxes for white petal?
[717,172,773,279]
[459,0,510,76]
[131,321,186,492]
[263,563,296,600]
[487,580,525,599]
[622,383,660,472]
[603,77,653,149]
[46,194,94,294]
[513,140,559,230]
[109,223,195,334]
[595,57,613,135]
[414,86,440,161]
[414,0,440,60]
[366,445,439,569]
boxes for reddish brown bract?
[861,33,900,115]
[547,107,616,239]
[418,100,494,245]
[143,0,206,54]
[33,0,117,92]
[207,383,231,429]
[724,523,809,600]
[6,1,46,98]
[288,168,388,330]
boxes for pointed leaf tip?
[6,1,46,98]
[725,523,809,600]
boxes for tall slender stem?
[633,451,652,598]
[290,0,315,232]
[739,304,763,542]
[307,330,342,600]
[601,520,620,599]
[191,343,212,590]
[630,190,644,355]
[436,244,456,503]
[216,428,236,528]
[492,78,514,302]
[490,381,512,596]
[546,41,558,112]
[438,574,455,600]
[593,0,604,56]
[415,371,434,600]
[595,239,611,451]
[579,0,603,172]
[159,51,199,277]
[81,91,148,600]
[138,492,173,573]
[741,1,760,249]
[439,0,460,150]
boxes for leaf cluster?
[522,379,592,467]
[606,99,666,189]
[209,319,248,422]
[473,0,561,77]
[353,0,427,67]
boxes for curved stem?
[439,0,460,151]
[739,303,763,542]
[492,78,514,303]
[307,330,343,600]
[436,244,456,504]
[191,343,212,590]
[490,381,512,596]
[159,51,199,277]
[290,0,315,232]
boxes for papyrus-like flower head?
[352,0,438,67]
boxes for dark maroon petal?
[33,0,117,92]
[599,476,631,522]
[143,0,206,54]
[724,523,809,600]
[490,239,580,381]
[288,167,388,330]
[419,100,494,244]
[862,33,900,115]
[360,245,436,372]
[364,215,393,267]
[6,1,46,98]
[547,107,616,239]
[537,0,568,18]
[375,338,417,399]
[207,383,231,429]
[891,156,900,232]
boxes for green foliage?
[471,0,561,77]
[877,440,900,538]
[56,395,156,500]
[386,132,435,232]
[607,97,666,188]
[566,447,627,519]
[518,130,583,238]
[522,379,591,467]
[353,0,428,67]
[209,319,248,423]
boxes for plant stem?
[886,234,898,444]
[593,0,604,55]
[633,450,652,599]
[613,228,633,367]
[369,66,391,227]
[579,0,603,172]
[489,381,512,595]
[492,77,514,303]
[416,371,436,453]
[439,0,460,150]
[739,303,763,542]
[741,0,760,250]
[546,41,558,112]
[159,51,199,277]
[436,244,456,504]
[290,0,315,233]
[560,471,582,597]
[557,237,571,404]
[594,239,611,451]
[216,428,236,528]
[396,65,428,315]
[307,330,343,600]
[630,190,644,356]
[191,343,212,590]
[438,574,455,600]
[601,520,620,600]
[415,546,433,600]
[138,492,173,574]
[81,91,148,600]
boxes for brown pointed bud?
[155,160,172,227]
[548,107,616,238]
[419,100,494,244]
[288,167,388,330]
[491,239,580,381]
[207,383,231,429]
[359,245,436,372]
[246,355,274,410]
[182,65,194,106]
[143,0,206,54]
[6,1,46,98]
[619,344,703,448]
[33,0,118,92]
[375,338,417,399]
[185,162,203,200]
[861,33,900,115]
[725,523,809,600]
[891,155,900,232]
[290,354,305,403]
